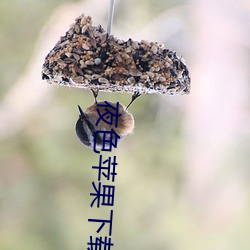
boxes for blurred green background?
[1,0,250,249]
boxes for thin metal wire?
[107,0,115,34]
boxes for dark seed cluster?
[42,14,190,95]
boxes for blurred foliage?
[0,0,74,97]
[1,0,250,250]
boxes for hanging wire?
[107,0,115,34]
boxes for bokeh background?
[1,0,250,249]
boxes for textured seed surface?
[42,14,190,95]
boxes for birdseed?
[42,14,190,95]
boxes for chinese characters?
[87,102,122,249]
